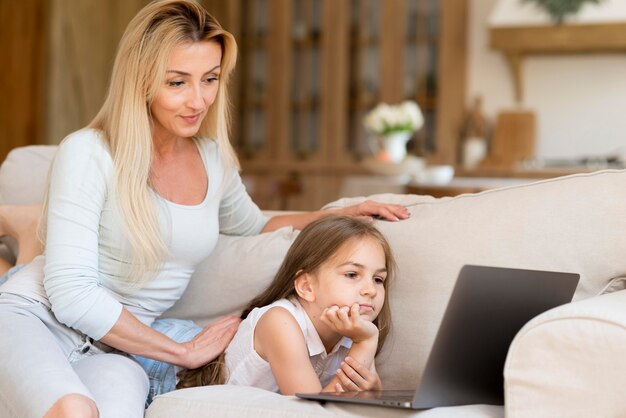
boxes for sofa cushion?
[146,385,504,418]
[0,145,57,258]
[504,289,626,418]
[160,226,299,325]
[0,145,57,204]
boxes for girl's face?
[309,237,387,322]
[150,40,222,143]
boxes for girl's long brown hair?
[177,215,396,389]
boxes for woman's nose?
[186,85,205,109]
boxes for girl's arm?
[254,307,326,395]
[334,356,383,392]
[255,306,380,394]
[317,304,380,392]
[261,200,410,233]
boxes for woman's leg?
[72,354,149,418]
[0,294,96,418]
[0,293,148,417]
[0,204,42,268]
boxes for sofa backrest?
[2,145,626,391]
[0,145,57,205]
[168,171,626,390]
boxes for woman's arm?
[262,200,410,233]
[44,132,125,339]
[100,309,239,369]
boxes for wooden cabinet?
[0,0,48,162]
[206,0,468,210]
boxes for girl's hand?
[321,304,379,343]
[179,315,240,369]
[338,200,409,222]
[334,356,383,392]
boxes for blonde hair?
[177,215,396,388]
[40,0,238,286]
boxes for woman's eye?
[344,272,357,279]
[374,276,385,284]
[205,76,219,83]
[167,81,184,87]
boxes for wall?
[467,0,626,160]
[46,0,151,145]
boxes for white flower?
[363,100,424,135]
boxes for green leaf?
[522,0,603,25]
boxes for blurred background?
[2,0,626,210]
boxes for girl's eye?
[167,81,184,87]
[344,272,358,279]
[374,276,385,284]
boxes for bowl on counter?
[362,155,426,177]
[413,165,455,185]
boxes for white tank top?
[224,297,352,392]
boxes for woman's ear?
[294,271,316,302]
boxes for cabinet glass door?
[237,0,269,158]
[290,0,323,159]
[347,0,440,159]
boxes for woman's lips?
[181,113,202,124]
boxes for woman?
[0,1,408,417]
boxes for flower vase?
[378,131,412,163]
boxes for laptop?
[296,265,580,410]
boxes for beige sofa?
[2,145,626,418]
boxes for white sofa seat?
[2,144,626,417]
[146,386,504,418]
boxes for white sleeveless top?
[224,297,352,392]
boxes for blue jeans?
[132,318,202,406]
[0,264,203,407]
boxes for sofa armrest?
[504,289,626,418]
[0,145,57,205]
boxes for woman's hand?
[333,356,383,392]
[338,200,410,222]
[262,199,409,233]
[179,315,240,369]
[321,304,379,344]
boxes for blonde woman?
[0,1,408,417]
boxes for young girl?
[175,214,396,395]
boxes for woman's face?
[150,40,222,143]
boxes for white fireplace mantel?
[488,0,626,103]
